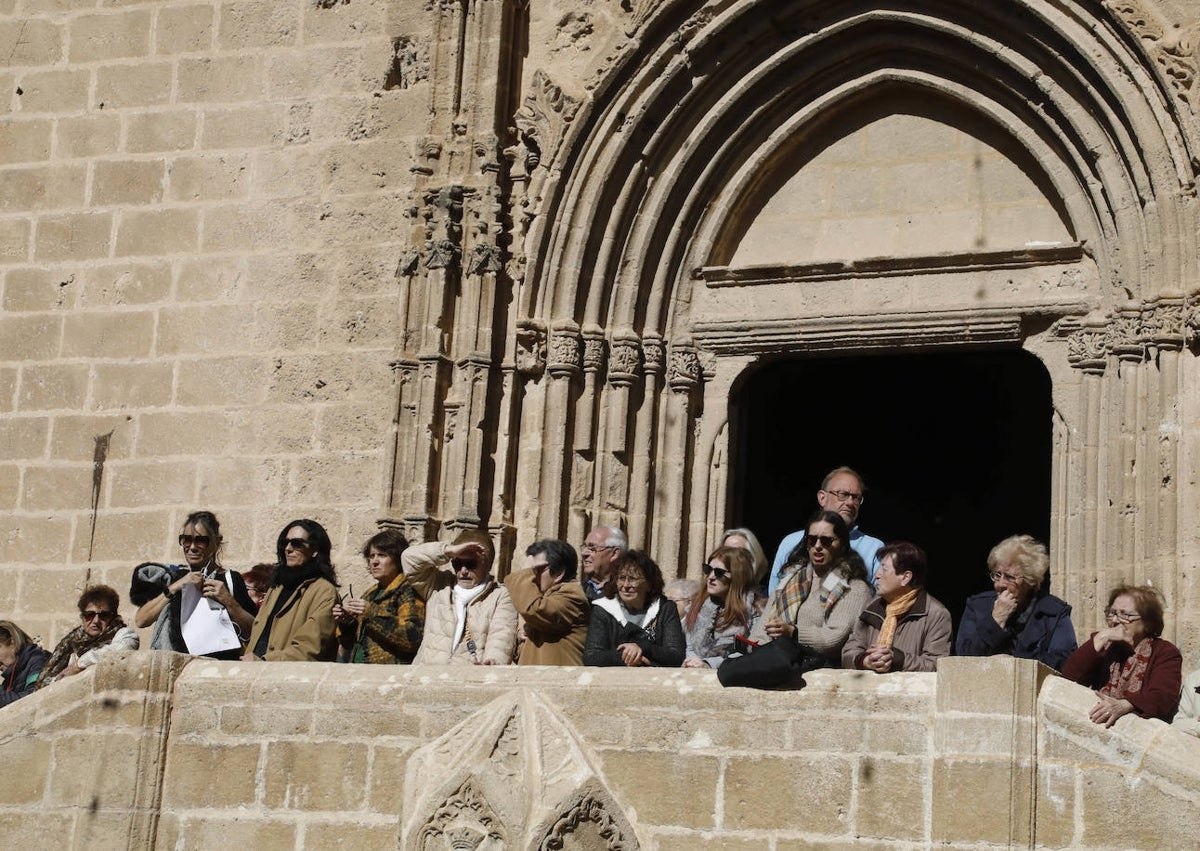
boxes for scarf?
[1099,636,1154,700]
[37,616,128,688]
[877,588,919,649]
[594,596,661,637]
[253,562,324,657]
[451,581,489,652]
[767,562,854,625]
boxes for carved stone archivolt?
[400,689,640,850]
[1104,0,1200,112]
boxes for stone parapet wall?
[1,653,1197,848]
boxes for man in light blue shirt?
[768,466,884,594]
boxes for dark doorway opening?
[730,348,1053,629]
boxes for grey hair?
[596,526,628,552]
[664,578,700,602]
[721,527,769,584]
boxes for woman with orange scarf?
[841,542,951,672]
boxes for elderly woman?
[38,585,139,687]
[1062,585,1182,726]
[0,621,49,706]
[405,530,519,665]
[131,511,257,660]
[842,542,951,673]
[244,519,339,662]
[721,527,770,587]
[583,550,686,667]
[682,546,758,669]
[1173,669,1200,737]
[333,529,425,664]
[956,534,1076,670]
[750,510,872,667]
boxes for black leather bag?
[716,637,825,689]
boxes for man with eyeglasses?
[580,526,627,601]
[768,467,884,595]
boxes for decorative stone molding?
[513,70,580,178]
[547,322,583,378]
[606,329,642,387]
[401,688,640,850]
[515,320,547,377]
[466,240,503,275]
[667,343,702,392]
[1104,1,1199,110]
[424,185,464,271]
[395,248,422,278]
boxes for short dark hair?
[605,550,666,601]
[78,584,120,615]
[526,539,578,582]
[1108,585,1165,638]
[877,541,928,587]
[275,519,338,586]
[361,528,409,566]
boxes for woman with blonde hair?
[1062,585,1182,726]
[682,546,758,669]
[956,534,1076,670]
[0,621,49,705]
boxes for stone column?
[627,333,664,549]
[538,322,581,536]
[652,342,701,576]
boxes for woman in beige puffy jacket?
[405,530,519,665]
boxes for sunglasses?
[284,538,312,551]
[452,559,480,570]
[81,610,114,621]
[179,534,212,548]
[702,564,731,580]
[806,534,836,549]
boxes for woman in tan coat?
[244,519,339,662]
[405,530,518,665]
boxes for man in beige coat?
[505,539,589,666]
[404,530,518,665]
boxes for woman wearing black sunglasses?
[682,546,758,668]
[244,519,339,662]
[130,511,257,660]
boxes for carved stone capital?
[607,329,642,387]
[465,240,503,276]
[581,326,606,374]
[1139,297,1187,350]
[1067,326,1109,374]
[423,185,463,271]
[1109,306,1145,361]
[667,343,702,392]
[641,333,665,377]
[1186,301,1200,346]
[515,319,546,378]
[547,322,583,378]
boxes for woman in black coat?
[0,620,50,706]
[583,550,685,667]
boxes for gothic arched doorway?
[730,347,1053,625]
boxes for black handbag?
[716,637,825,689]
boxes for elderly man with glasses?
[768,466,885,595]
[579,526,627,601]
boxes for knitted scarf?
[1099,636,1154,701]
[877,588,919,649]
[766,562,854,625]
[37,616,128,688]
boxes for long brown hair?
[686,546,755,632]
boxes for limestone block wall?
[1,653,1198,849]
[0,1,434,646]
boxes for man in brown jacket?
[505,539,589,666]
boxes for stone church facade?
[1,0,1200,668]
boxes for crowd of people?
[1,469,1196,734]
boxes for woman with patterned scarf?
[842,542,951,672]
[1062,584,1181,726]
[37,585,139,687]
[333,528,425,664]
[751,509,872,668]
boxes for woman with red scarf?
[1061,585,1182,726]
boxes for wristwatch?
[162,587,175,601]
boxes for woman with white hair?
[721,527,769,586]
[955,534,1076,671]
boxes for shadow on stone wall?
[1,654,1198,849]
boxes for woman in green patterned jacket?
[333,529,425,664]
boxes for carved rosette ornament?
[1139,297,1187,350]
[606,330,642,387]
[515,319,547,378]
[547,323,583,378]
[667,344,702,393]
[1067,326,1110,374]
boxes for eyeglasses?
[452,559,480,570]
[582,543,616,553]
[806,534,835,549]
[702,564,731,580]
[824,489,864,505]
[1104,608,1142,624]
[179,534,211,548]
[615,575,645,587]
[284,538,312,551]
[988,571,1025,584]
[81,610,114,622]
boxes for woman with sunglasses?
[131,511,257,660]
[244,519,339,662]
[37,585,139,686]
[682,546,758,668]
[583,550,686,667]
[750,510,872,668]
[1061,585,1182,726]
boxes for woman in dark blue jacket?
[956,535,1076,670]
[0,620,50,707]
